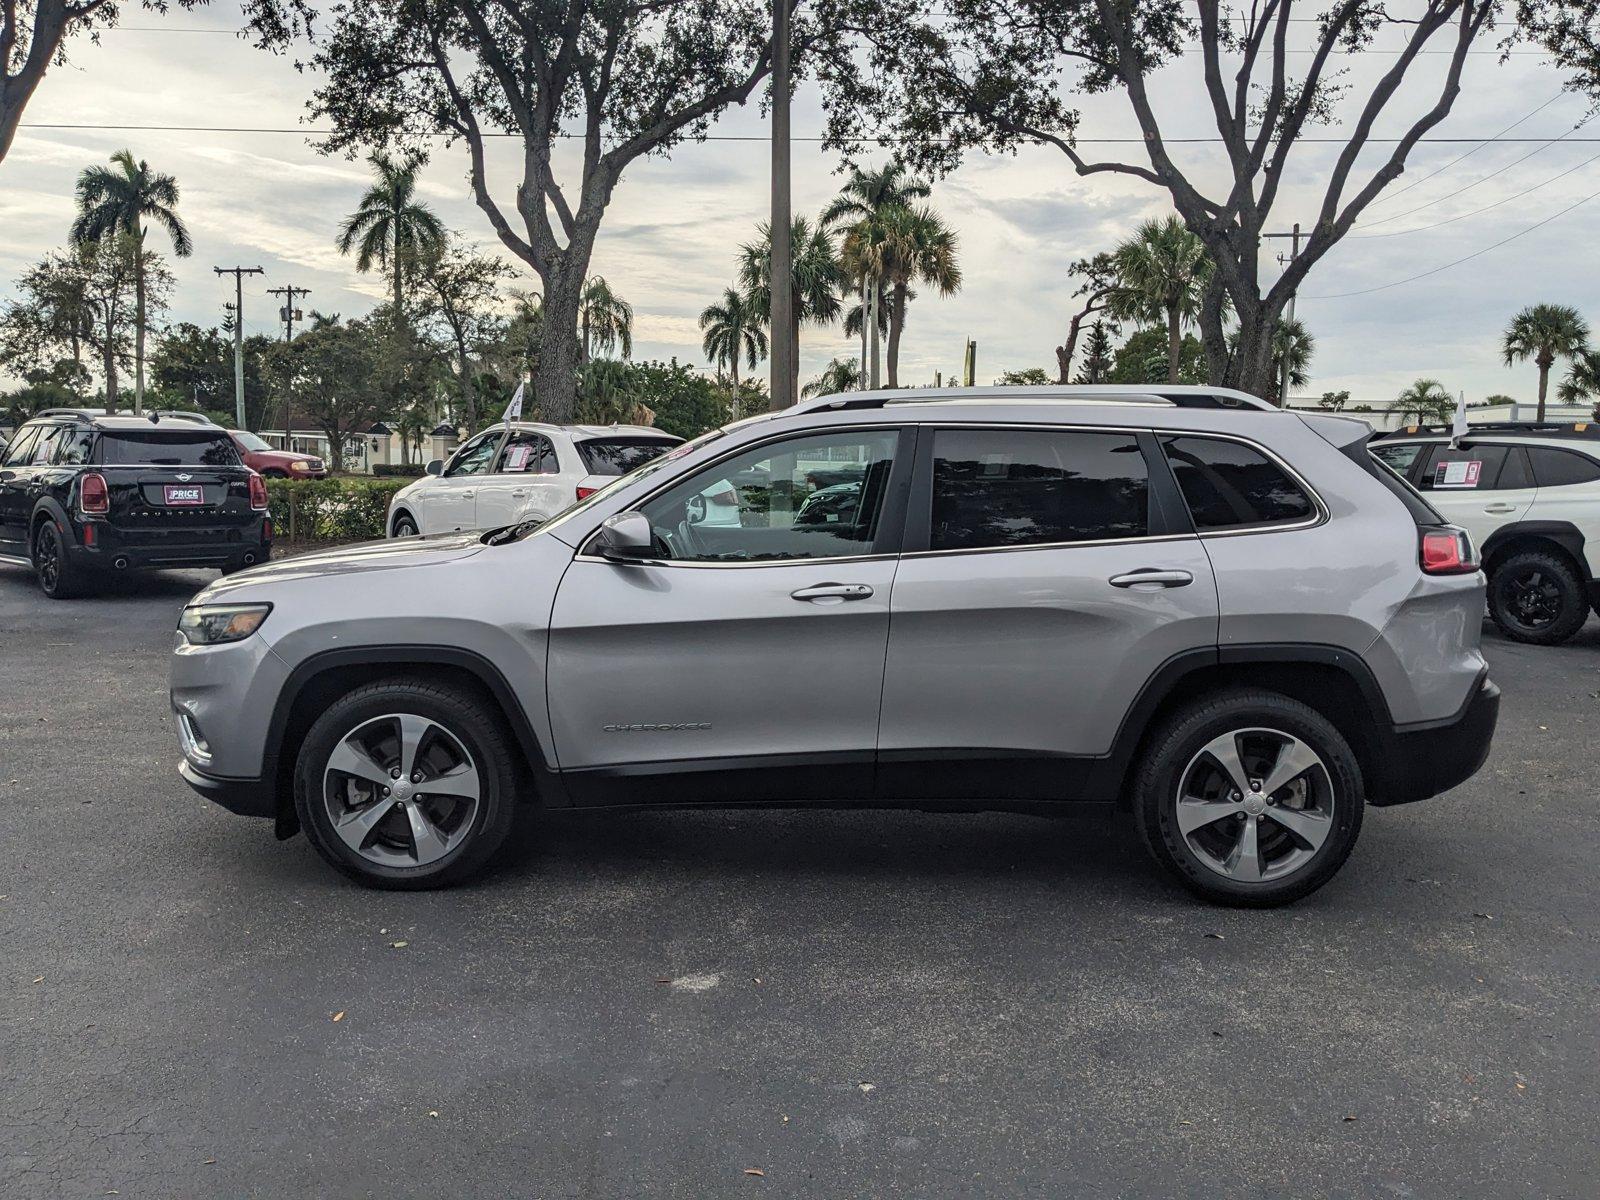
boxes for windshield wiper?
[482,517,544,546]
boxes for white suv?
[387,423,681,538]
[1371,421,1600,644]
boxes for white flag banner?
[502,382,525,424]
[1451,390,1469,442]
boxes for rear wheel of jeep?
[1488,550,1588,645]
[1134,690,1365,907]
[295,679,520,889]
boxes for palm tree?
[579,276,634,363]
[873,204,961,387]
[1503,304,1590,421]
[738,217,843,402]
[336,150,446,319]
[802,357,863,398]
[1108,215,1213,384]
[823,163,931,388]
[700,287,768,420]
[70,149,192,414]
[1389,378,1457,426]
[1230,316,1315,403]
[1557,350,1600,406]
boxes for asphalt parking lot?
[2,565,1598,1199]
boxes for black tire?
[1133,689,1365,907]
[32,520,95,600]
[1488,550,1589,645]
[391,512,418,538]
[261,469,289,479]
[294,678,521,889]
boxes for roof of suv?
[792,385,1274,415]
[474,421,675,440]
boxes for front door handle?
[1109,569,1194,589]
[791,582,874,603]
[460,490,475,499]
[1483,503,1517,513]
[510,489,529,498]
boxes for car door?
[546,425,914,804]
[421,430,503,533]
[1414,442,1535,550]
[1522,446,1600,575]
[474,431,567,530]
[876,424,1219,801]
[0,424,46,555]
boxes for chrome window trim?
[898,531,1202,562]
[1155,428,1328,539]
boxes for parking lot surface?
[2,564,1598,1199]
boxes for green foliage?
[372,463,426,478]
[1109,328,1206,385]
[148,322,275,429]
[1482,393,1517,406]
[803,357,863,398]
[1074,320,1115,384]
[570,358,757,441]
[996,368,1052,386]
[336,150,445,316]
[265,476,412,544]
[1389,379,1456,426]
[1318,390,1351,411]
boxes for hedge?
[265,476,412,544]
[372,463,427,478]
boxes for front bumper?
[1368,676,1500,807]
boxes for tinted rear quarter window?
[1527,445,1600,487]
[930,428,1149,551]
[97,432,241,467]
[1160,435,1314,530]
[578,437,680,476]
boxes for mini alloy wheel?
[1175,728,1335,884]
[322,713,482,869]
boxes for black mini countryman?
[0,409,272,598]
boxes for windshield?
[233,431,272,452]
[517,427,728,541]
[576,436,681,476]
[97,431,242,467]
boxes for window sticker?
[1434,459,1482,488]
[504,444,533,472]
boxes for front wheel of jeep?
[1133,690,1365,907]
[294,679,520,889]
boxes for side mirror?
[594,511,657,562]
[425,459,444,476]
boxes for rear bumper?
[69,519,271,570]
[1368,676,1500,807]
[178,758,276,818]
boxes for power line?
[1356,113,1595,228]
[1307,186,1600,299]
[19,122,1600,144]
[1348,148,1600,238]
[1363,92,1567,209]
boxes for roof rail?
[793,386,1174,414]
[34,408,101,421]
[1374,420,1600,441]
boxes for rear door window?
[1526,445,1600,488]
[2,425,42,467]
[1370,441,1428,480]
[498,432,559,474]
[97,431,241,467]
[1160,435,1315,529]
[53,427,95,465]
[1415,443,1510,491]
[930,428,1150,551]
[577,437,680,476]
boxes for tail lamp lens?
[248,473,268,511]
[80,472,109,514]
[1421,527,1479,575]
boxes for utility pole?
[214,266,264,428]
[768,0,794,411]
[1264,224,1301,408]
[267,285,310,441]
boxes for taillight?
[1421,527,1479,575]
[249,473,268,511]
[262,517,274,542]
[576,485,599,501]
[80,472,109,514]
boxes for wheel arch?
[1481,520,1589,581]
[30,497,74,546]
[1100,646,1393,808]
[263,646,558,836]
[388,506,417,536]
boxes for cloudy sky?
[3,3,1598,407]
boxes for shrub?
[265,476,412,544]
[373,463,427,478]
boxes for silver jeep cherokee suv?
[171,389,1499,905]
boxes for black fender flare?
[1480,520,1589,580]
[30,496,76,548]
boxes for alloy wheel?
[34,525,60,593]
[322,713,482,868]
[1175,727,1335,883]
[1500,567,1561,631]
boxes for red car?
[229,430,327,478]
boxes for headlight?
[178,603,272,645]
[289,460,310,472]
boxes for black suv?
[0,409,272,598]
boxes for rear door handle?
[791,582,874,603]
[510,489,529,498]
[1109,569,1194,589]
[461,490,475,499]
